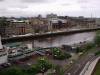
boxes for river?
[5,32,96,49]
[30,32,96,48]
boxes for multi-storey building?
[47,14,68,31]
[95,18,100,27]
[29,18,49,33]
[6,20,31,37]
[67,16,96,29]
[48,18,67,31]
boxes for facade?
[0,16,97,38]
[46,13,58,19]
[47,14,68,31]
[95,18,100,27]
[48,18,68,31]
[29,18,49,33]
[6,20,31,37]
[68,17,96,29]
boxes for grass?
[92,61,100,75]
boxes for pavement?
[81,56,100,75]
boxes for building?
[95,18,100,27]
[48,18,67,30]
[6,19,31,37]
[29,18,49,33]
[47,14,68,31]
[0,17,10,37]
[68,17,96,29]
[46,13,58,19]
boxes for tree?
[94,35,100,46]
[52,48,71,60]
[27,57,52,75]
[54,65,65,75]
[0,67,27,75]
[35,57,52,75]
[94,30,100,46]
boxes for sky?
[0,0,100,17]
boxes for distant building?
[29,18,49,33]
[68,17,96,29]
[46,13,58,19]
[95,18,100,27]
[48,18,67,30]
[6,20,31,36]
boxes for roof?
[49,18,66,23]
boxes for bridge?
[2,28,100,44]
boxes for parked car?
[13,60,25,64]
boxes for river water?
[5,32,96,48]
[32,32,96,48]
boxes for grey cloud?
[10,5,28,9]
[22,0,48,3]
[78,0,89,3]
[0,0,4,2]
[61,3,71,6]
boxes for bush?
[95,51,100,56]
[29,57,52,74]
[0,57,53,75]
[54,65,65,75]
[94,30,100,46]
[76,43,95,53]
[27,65,39,75]
[36,57,52,73]
[52,48,71,60]
[0,67,27,75]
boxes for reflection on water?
[33,32,96,48]
[5,32,96,48]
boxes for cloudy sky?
[0,0,100,17]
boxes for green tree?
[54,65,65,75]
[52,48,71,60]
[0,67,27,75]
[94,30,100,46]
[27,57,52,75]
[36,57,52,75]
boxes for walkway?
[79,56,100,75]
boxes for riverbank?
[2,28,100,44]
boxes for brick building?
[67,17,96,29]
[29,18,49,33]
[6,20,31,37]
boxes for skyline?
[0,0,100,17]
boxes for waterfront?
[32,32,96,48]
[4,31,96,48]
